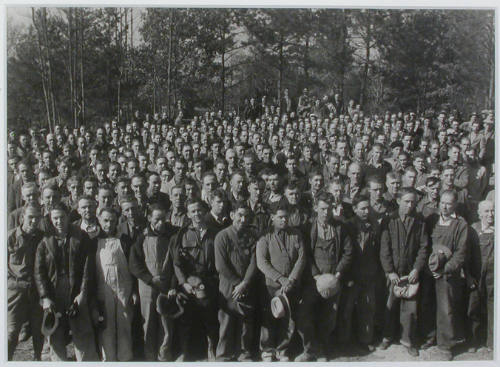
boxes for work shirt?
[7,227,44,285]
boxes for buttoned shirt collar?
[438,212,457,226]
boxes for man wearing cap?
[8,204,45,361]
[307,192,353,360]
[34,204,99,361]
[379,188,429,357]
[129,203,177,361]
[426,190,469,360]
[256,203,314,362]
[214,202,258,361]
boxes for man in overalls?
[427,190,469,360]
[95,207,135,360]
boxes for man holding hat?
[256,202,314,362]
[379,188,429,357]
[7,203,44,360]
[214,202,258,361]
[307,192,353,360]
[34,203,99,361]
[426,190,469,360]
[129,203,177,361]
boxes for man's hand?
[232,281,248,300]
[152,275,166,289]
[408,269,419,284]
[167,289,177,299]
[74,292,84,306]
[432,271,442,280]
[182,282,194,295]
[388,273,400,286]
[278,277,292,292]
[477,166,486,179]
[41,297,55,311]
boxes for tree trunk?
[360,11,371,106]
[79,8,85,126]
[67,9,74,128]
[277,34,284,107]
[167,9,173,120]
[221,27,226,113]
[32,8,52,131]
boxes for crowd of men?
[6,94,495,362]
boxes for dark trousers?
[338,281,376,345]
[48,274,99,361]
[435,276,466,350]
[216,299,255,361]
[7,284,43,360]
[178,297,219,360]
[383,285,418,347]
[418,272,436,344]
[259,284,315,359]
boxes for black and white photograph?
[3,4,497,363]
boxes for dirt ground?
[12,338,493,362]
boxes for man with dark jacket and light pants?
[379,188,429,357]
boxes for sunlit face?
[285,188,300,205]
[271,209,288,230]
[98,210,117,235]
[149,209,166,233]
[369,182,384,202]
[397,192,417,216]
[97,189,114,209]
[354,200,370,221]
[479,202,494,226]
[439,193,456,217]
[187,202,205,226]
[315,200,330,224]
[22,207,41,234]
[50,209,69,234]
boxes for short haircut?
[147,203,167,216]
[22,202,42,216]
[186,197,205,209]
[397,187,418,199]
[315,192,333,206]
[210,188,227,202]
[231,201,251,213]
[271,201,289,215]
[352,193,370,207]
[425,176,440,186]
[97,206,117,218]
[440,189,458,202]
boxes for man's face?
[116,181,130,198]
[479,202,494,226]
[215,163,226,180]
[203,176,217,194]
[262,149,271,163]
[369,182,384,202]
[336,142,348,157]
[387,177,401,195]
[231,174,244,194]
[439,193,456,217]
[50,209,69,234]
[414,158,425,172]
[231,208,250,232]
[99,211,117,235]
[403,171,417,188]
[95,163,106,181]
[398,193,417,216]
[285,188,300,205]
[268,174,279,192]
[427,182,440,200]
[187,203,205,226]
[448,147,460,163]
[22,208,41,234]
[286,159,297,174]
[248,182,263,200]
[171,188,184,208]
[130,173,146,196]
[348,165,361,185]
[42,189,59,209]
[272,210,288,230]
[121,202,138,222]
[18,164,32,182]
[372,147,383,163]
[97,189,113,209]
[310,175,324,192]
[148,175,162,195]
[441,168,454,186]
[354,200,370,221]
[315,200,330,224]
[243,157,254,173]
[83,181,97,197]
[149,209,166,233]
[174,162,186,180]
[210,196,225,216]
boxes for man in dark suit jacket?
[379,188,429,357]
